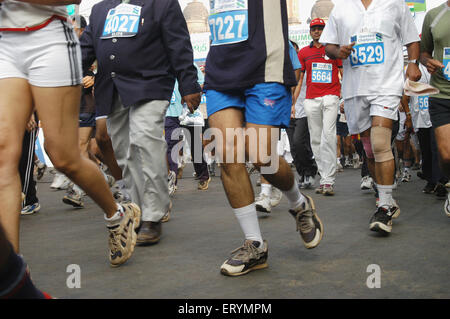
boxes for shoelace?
[230,241,260,261]
[108,228,120,253]
[295,209,314,233]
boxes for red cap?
[310,18,326,28]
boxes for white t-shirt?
[0,0,67,29]
[319,0,420,100]
[294,77,307,119]
[410,64,432,129]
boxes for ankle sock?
[377,184,394,208]
[233,203,263,246]
[260,183,272,197]
[282,182,306,210]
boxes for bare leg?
[95,118,123,181]
[32,85,117,217]
[434,124,450,177]
[0,79,34,252]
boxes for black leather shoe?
[137,221,161,245]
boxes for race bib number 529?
[350,33,384,68]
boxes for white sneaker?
[303,176,315,189]
[352,154,360,169]
[360,176,373,190]
[50,173,71,190]
[401,169,411,182]
[255,193,271,213]
[270,187,282,207]
[337,160,344,172]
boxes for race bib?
[101,3,142,39]
[170,92,177,104]
[209,0,248,46]
[350,32,384,68]
[443,47,450,81]
[311,63,332,83]
[418,95,429,111]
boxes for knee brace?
[371,126,394,163]
[360,136,374,159]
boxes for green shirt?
[420,2,450,99]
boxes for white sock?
[72,183,83,194]
[260,183,272,197]
[282,182,306,210]
[233,203,263,246]
[105,204,124,227]
[378,184,394,208]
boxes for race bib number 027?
[350,33,384,68]
[209,0,248,46]
[443,47,450,81]
[101,3,142,39]
[311,63,332,83]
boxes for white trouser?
[304,95,339,185]
[107,97,170,222]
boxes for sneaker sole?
[110,203,141,268]
[256,204,271,213]
[391,207,401,219]
[21,208,40,215]
[369,222,392,234]
[220,262,268,277]
[303,195,324,249]
[62,197,84,208]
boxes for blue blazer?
[80,0,201,117]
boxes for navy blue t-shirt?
[204,0,297,91]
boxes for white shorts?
[344,95,400,135]
[0,19,82,87]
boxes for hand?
[424,58,445,75]
[26,114,37,132]
[404,115,413,133]
[291,104,296,119]
[337,43,356,60]
[406,63,421,82]
[82,75,95,88]
[182,92,201,113]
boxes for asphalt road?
[19,165,450,299]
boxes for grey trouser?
[107,97,170,222]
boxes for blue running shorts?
[205,83,292,128]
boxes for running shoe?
[352,154,360,169]
[108,203,141,267]
[62,186,84,208]
[168,170,177,197]
[423,182,436,194]
[303,176,315,189]
[289,195,323,249]
[112,182,131,203]
[50,173,71,190]
[390,200,401,219]
[369,206,396,234]
[104,174,115,188]
[35,161,47,180]
[401,169,412,182]
[255,193,271,213]
[337,161,344,172]
[298,175,305,189]
[360,176,373,190]
[161,201,172,223]
[208,161,216,177]
[270,187,282,207]
[344,157,352,168]
[315,184,324,194]
[435,183,448,199]
[198,177,211,190]
[220,240,268,276]
[445,195,450,217]
[21,203,41,215]
[323,184,334,196]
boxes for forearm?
[406,42,420,61]
[325,44,340,60]
[419,51,433,67]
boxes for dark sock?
[0,250,46,299]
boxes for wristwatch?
[407,59,419,65]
